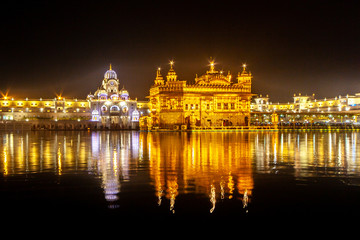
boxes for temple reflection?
[142,132,253,213]
[1,131,360,213]
[90,131,139,208]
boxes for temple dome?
[104,64,117,79]
[120,87,129,100]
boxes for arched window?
[111,94,118,100]
[132,110,140,122]
[92,110,100,121]
[110,105,120,112]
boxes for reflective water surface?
[1,131,360,219]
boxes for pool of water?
[1,131,360,221]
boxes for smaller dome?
[87,93,94,100]
[97,90,108,97]
[104,64,117,79]
[110,94,119,100]
[120,86,129,99]
[120,89,129,96]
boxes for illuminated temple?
[87,64,141,129]
[251,93,360,124]
[141,59,253,130]
[0,65,149,130]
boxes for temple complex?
[0,65,145,130]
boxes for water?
[1,131,360,221]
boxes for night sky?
[1,1,359,102]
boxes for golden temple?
[142,59,254,130]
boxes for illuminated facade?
[87,65,140,129]
[0,97,90,122]
[144,59,253,130]
[0,65,145,130]
[251,93,360,124]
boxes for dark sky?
[1,1,359,102]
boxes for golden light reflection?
[227,173,234,199]
[1,131,360,214]
[3,146,8,175]
[0,132,98,175]
[210,184,216,213]
[143,132,253,214]
[57,146,62,175]
[167,177,178,213]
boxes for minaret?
[206,57,219,75]
[208,57,216,73]
[154,68,165,85]
[166,61,178,81]
[226,70,232,82]
[209,59,215,73]
[237,64,252,92]
[241,64,247,74]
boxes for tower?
[237,64,252,92]
[166,61,178,82]
[154,68,165,85]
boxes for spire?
[237,64,252,92]
[209,57,215,73]
[207,57,219,74]
[154,67,164,85]
[169,60,174,70]
[109,63,112,70]
[241,64,247,74]
[156,68,162,78]
[167,60,178,81]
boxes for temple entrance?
[185,116,190,128]
[223,119,233,126]
[245,116,249,126]
[110,116,120,124]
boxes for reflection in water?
[90,132,139,208]
[1,131,360,215]
[144,132,253,213]
[252,132,360,178]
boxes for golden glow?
[145,132,253,213]
[146,59,252,130]
[1,131,360,214]
[55,90,63,100]
[209,184,216,213]
[0,89,10,100]
[57,146,62,175]
[253,93,360,121]
[3,146,8,175]
[208,58,216,73]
